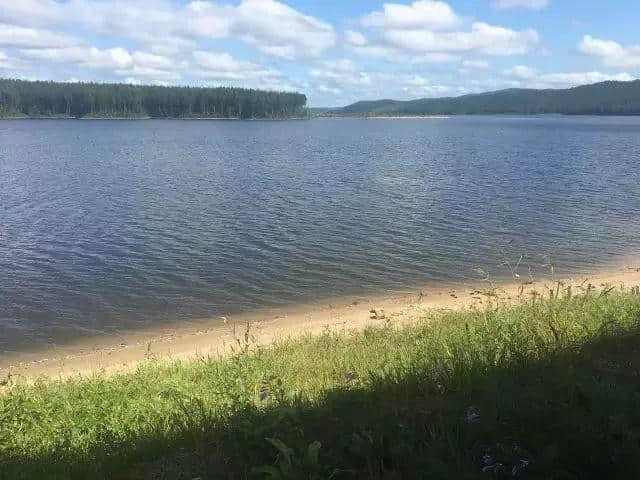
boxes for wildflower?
[466,406,480,423]
[345,371,359,384]
[511,459,530,477]
[482,462,505,474]
[259,385,270,402]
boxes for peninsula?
[0,79,308,120]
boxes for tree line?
[0,79,308,119]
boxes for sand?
[2,262,640,381]
[364,115,450,119]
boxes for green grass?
[2,288,640,479]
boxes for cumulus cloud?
[308,59,464,105]
[0,0,336,60]
[458,59,490,74]
[344,30,367,47]
[361,1,461,31]
[0,1,212,55]
[347,39,459,63]
[0,50,10,68]
[539,71,633,87]
[2,0,625,107]
[0,23,79,48]
[504,65,538,80]
[579,35,640,68]
[192,51,282,82]
[461,60,490,69]
[381,22,539,55]
[504,65,633,88]
[310,59,394,86]
[318,85,342,95]
[492,0,549,10]
[15,43,288,86]
[350,1,539,63]
[235,0,336,60]
[20,46,134,71]
[19,46,172,80]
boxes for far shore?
[318,115,450,120]
[0,115,309,121]
[2,260,639,381]
[364,115,450,119]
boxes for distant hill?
[328,80,640,116]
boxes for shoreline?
[318,115,450,120]
[364,115,450,119]
[3,260,640,380]
[0,116,309,121]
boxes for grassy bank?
[2,288,640,479]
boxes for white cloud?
[130,52,176,71]
[539,71,633,87]
[0,50,9,68]
[347,40,459,63]
[380,22,539,56]
[504,65,633,88]
[361,1,461,31]
[0,23,79,48]
[235,0,336,60]
[462,60,490,69]
[310,59,394,86]
[350,2,539,63]
[21,46,133,70]
[308,59,464,105]
[318,85,341,94]
[0,50,31,71]
[504,65,538,79]
[408,84,459,97]
[15,43,287,86]
[404,75,428,86]
[0,0,232,40]
[492,0,549,10]
[579,35,640,68]
[0,0,336,60]
[19,46,184,80]
[192,50,282,81]
[458,59,490,74]
[117,77,170,86]
[345,30,367,47]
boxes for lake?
[1,116,640,353]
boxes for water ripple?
[1,116,640,351]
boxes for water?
[1,116,640,352]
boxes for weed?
[2,292,640,479]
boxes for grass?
[2,287,640,479]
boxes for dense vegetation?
[0,79,308,119]
[2,286,640,479]
[329,80,640,116]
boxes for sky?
[0,0,639,107]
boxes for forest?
[0,79,308,119]
[329,80,640,116]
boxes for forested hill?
[0,79,307,119]
[329,80,640,116]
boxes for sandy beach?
[364,115,450,119]
[2,260,639,381]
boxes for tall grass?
[1,289,640,479]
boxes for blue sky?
[1,0,639,106]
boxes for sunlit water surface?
[1,116,640,352]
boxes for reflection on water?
[1,116,640,351]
